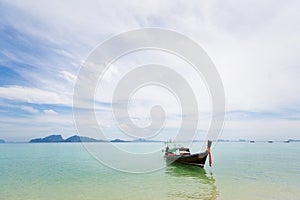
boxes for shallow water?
[0,142,299,200]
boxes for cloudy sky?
[0,0,299,142]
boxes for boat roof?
[165,142,190,150]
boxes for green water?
[0,142,299,200]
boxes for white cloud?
[0,0,300,140]
[43,109,58,115]
[20,106,39,113]
[0,86,71,105]
[223,118,300,141]
[59,70,77,84]
[3,0,298,112]
[0,112,75,141]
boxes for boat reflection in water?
[165,163,218,200]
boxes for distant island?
[65,135,105,142]
[110,138,162,143]
[27,135,300,143]
[29,135,104,143]
[0,139,5,143]
[216,139,250,142]
[288,139,300,142]
[30,135,65,143]
[29,135,163,143]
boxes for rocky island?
[65,135,104,142]
[29,134,164,143]
[29,134,105,143]
[30,135,65,143]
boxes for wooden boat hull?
[165,152,208,167]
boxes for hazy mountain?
[30,135,64,143]
[65,135,105,142]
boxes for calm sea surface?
[0,142,299,200]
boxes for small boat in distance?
[284,140,290,143]
[268,141,273,143]
[250,141,255,143]
[164,140,212,167]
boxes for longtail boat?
[164,140,212,167]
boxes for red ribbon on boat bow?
[208,151,213,166]
[207,147,212,166]
[207,140,213,167]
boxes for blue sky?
[0,0,300,141]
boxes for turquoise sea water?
[0,142,299,200]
